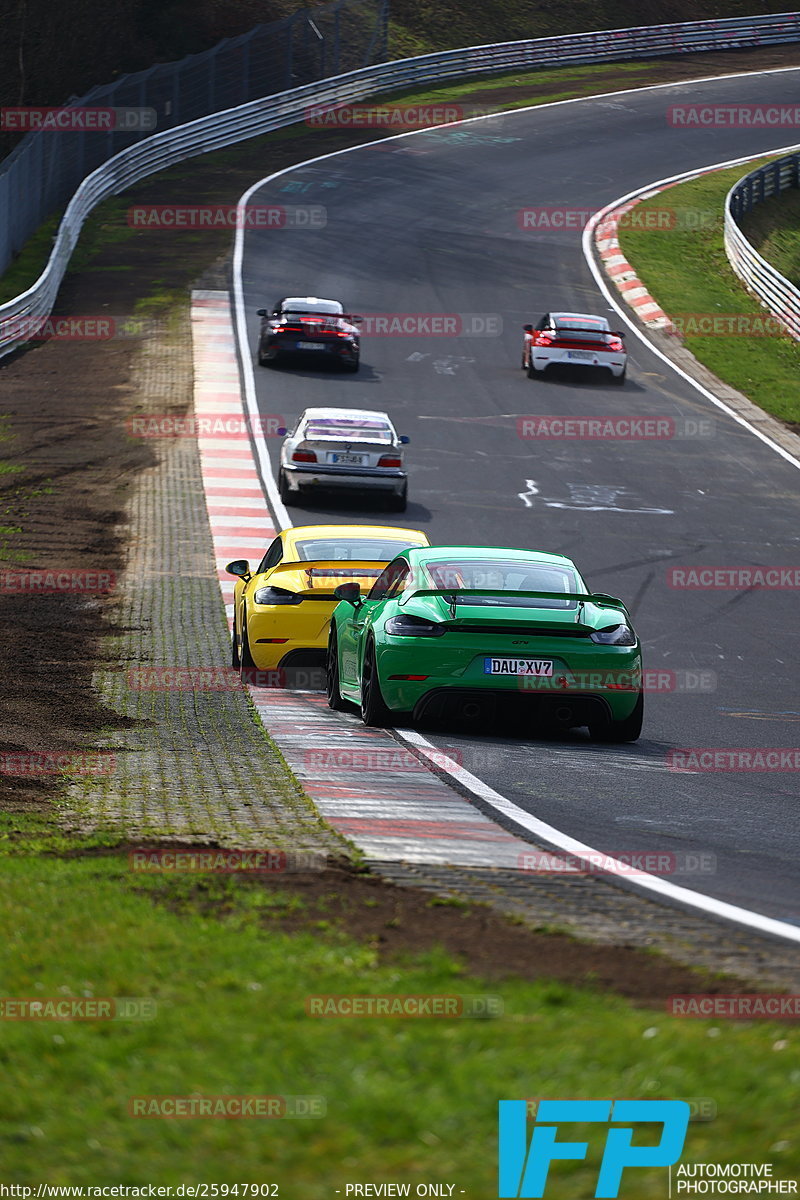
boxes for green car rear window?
[424,559,582,608]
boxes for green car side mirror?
[333,581,362,607]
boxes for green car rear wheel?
[326,628,349,712]
[590,691,643,742]
[360,640,392,727]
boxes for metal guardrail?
[724,152,800,340]
[3,10,800,358]
[0,0,389,278]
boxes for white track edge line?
[582,145,800,471]
[395,727,800,945]
[229,69,800,943]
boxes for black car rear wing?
[553,327,626,337]
[525,325,626,338]
[402,587,628,610]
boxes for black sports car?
[256,296,361,372]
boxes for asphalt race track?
[236,68,800,926]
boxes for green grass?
[619,160,800,427]
[377,57,668,108]
[740,188,800,287]
[0,197,138,306]
[0,215,61,305]
[0,854,797,1188]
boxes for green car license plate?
[483,657,554,676]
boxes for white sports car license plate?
[567,350,593,360]
[483,657,554,676]
[297,341,326,350]
[327,452,368,465]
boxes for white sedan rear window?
[305,420,392,443]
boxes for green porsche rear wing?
[402,587,628,612]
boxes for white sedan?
[522,311,627,384]
[278,407,410,511]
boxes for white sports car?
[522,311,627,384]
[278,407,410,511]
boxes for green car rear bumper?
[376,635,642,724]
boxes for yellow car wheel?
[239,608,257,676]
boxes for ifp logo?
[498,1099,690,1197]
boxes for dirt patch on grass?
[0,337,152,812]
[125,855,751,1005]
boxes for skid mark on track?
[519,479,673,513]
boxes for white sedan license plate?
[328,452,367,465]
[567,350,593,360]
[297,341,327,350]
[483,657,554,676]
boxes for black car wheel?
[527,352,543,380]
[388,483,408,513]
[360,640,391,727]
[589,691,643,742]
[239,609,257,678]
[326,628,348,711]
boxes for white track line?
[395,728,800,945]
[581,147,800,472]
[231,68,800,943]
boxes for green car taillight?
[589,623,636,645]
[384,614,445,637]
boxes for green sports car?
[326,546,643,741]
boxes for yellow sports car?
[227,524,430,685]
